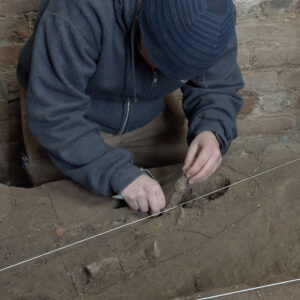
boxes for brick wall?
[0,0,299,185]
[236,0,300,140]
[0,0,38,185]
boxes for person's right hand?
[121,175,166,214]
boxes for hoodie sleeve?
[26,13,144,196]
[181,28,244,155]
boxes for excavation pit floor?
[0,142,299,299]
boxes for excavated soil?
[0,142,300,299]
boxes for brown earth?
[0,142,299,299]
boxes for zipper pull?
[152,68,158,88]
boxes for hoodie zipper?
[119,98,131,135]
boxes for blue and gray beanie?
[139,0,236,81]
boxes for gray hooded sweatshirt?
[17,0,244,196]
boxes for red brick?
[0,0,39,15]
[238,92,258,118]
[237,115,296,136]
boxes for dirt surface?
[179,281,300,299]
[0,142,300,299]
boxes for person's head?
[139,0,236,81]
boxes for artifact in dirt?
[168,166,190,207]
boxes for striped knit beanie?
[139,0,236,80]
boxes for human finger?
[148,186,166,215]
[138,197,149,213]
[125,198,139,211]
[189,155,222,184]
[183,141,199,170]
[187,147,211,179]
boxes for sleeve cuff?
[110,165,145,195]
[188,125,230,155]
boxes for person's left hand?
[184,131,222,184]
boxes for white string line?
[198,277,300,299]
[0,157,299,274]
